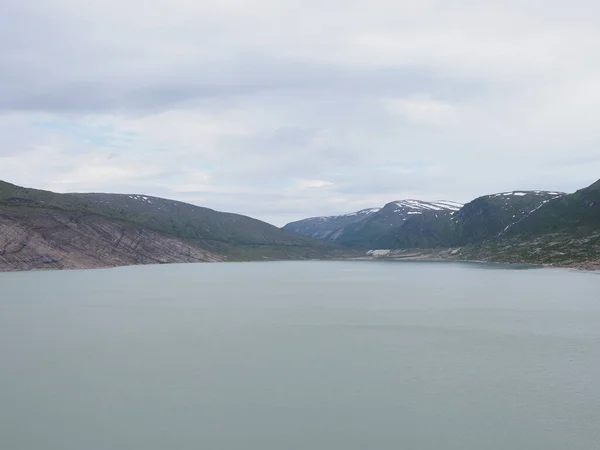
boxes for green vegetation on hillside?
[506,183,600,237]
[0,180,339,261]
[3,178,599,268]
[284,181,600,267]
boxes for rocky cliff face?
[0,209,222,271]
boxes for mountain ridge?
[2,178,598,271]
[284,199,464,248]
[283,184,600,267]
[0,180,344,271]
[285,190,568,250]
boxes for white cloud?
[1,0,600,226]
[296,180,335,189]
[386,96,457,125]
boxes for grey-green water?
[1,261,599,450]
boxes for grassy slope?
[385,192,563,250]
[392,212,456,248]
[0,181,338,260]
[4,178,597,266]
[450,191,564,245]
[338,185,599,266]
[334,202,446,249]
[471,180,600,265]
[307,193,561,250]
[405,181,600,266]
[506,181,600,236]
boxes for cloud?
[386,96,457,125]
[1,0,600,226]
[297,180,335,189]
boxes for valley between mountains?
[1,178,599,271]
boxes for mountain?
[285,199,465,249]
[3,178,598,271]
[457,181,600,266]
[0,180,341,271]
[285,191,569,251]
[284,200,463,249]
[357,192,563,250]
[335,200,463,249]
[283,208,380,241]
[449,190,565,244]
[504,183,599,236]
[303,180,598,268]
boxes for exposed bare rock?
[0,180,337,271]
[0,210,222,271]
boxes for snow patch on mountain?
[498,193,565,235]
[345,208,381,217]
[392,200,463,212]
[128,194,154,204]
[311,207,380,222]
[492,191,566,198]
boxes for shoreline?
[2,254,599,274]
[349,255,600,272]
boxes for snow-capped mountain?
[449,190,566,244]
[284,190,570,250]
[283,199,463,245]
[391,200,463,213]
[332,199,464,248]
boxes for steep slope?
[450,191,565,245]
[366,182,599,267]
[282,208,380,240]
[0,180,338,271]
[69,192,329,252]
[504,182,599,236]
[333,200,462,249]
[0,208,222,271]
[456,179,600,266]
[389,191,565,249]
[286,191,567,251]
[391,211,456,249]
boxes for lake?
[1,261,599,449]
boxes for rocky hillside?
[283,208,380,240]
[284,190,574,253]
[0,180,340,271]
[335,200,463,249]
[450,191,565,245]
[284,200,463,249]
[341,180,599,268]
[504,182,599,237]
[0,209,223,271]
[371,192,563,250]
[3,178,597,270]
[463,180,600,266]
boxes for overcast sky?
[1,0,599,225]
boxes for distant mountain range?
[1,178,598,271]
[0,180,343,271]
[285,193,569,249]
[284,180,600,268]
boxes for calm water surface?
[1,261,599,450]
